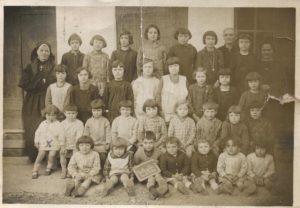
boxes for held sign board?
[133,160,161,182]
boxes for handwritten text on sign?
[133,160,161,182]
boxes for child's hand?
[224,174,234,182]
[255,176,264,186]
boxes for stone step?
[3,129,26,156]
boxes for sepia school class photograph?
[2,6,296,206]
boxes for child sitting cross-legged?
[191,139,219,195]
[159,137,192,195]
[100,137,135,197]
[134,131,168,200]
[65,136,101,197]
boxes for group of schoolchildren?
[31,24,280,200]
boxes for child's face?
[223,29,235,45]
[147,27,158,41]
[46,113,57,122]
[56,72,67,83]
[228,112,240,124]
[166,143,178,156]
[112,146,126,157]
[219,75,230,86]
[177,33,190,45]
[203,109,217,120]
[142,62,154,77]
[195,72,206,85]
[93,39,104,51]
[37,44,50,62]
[250,108,262,120]
[225,140,239,156]
[64,111,77,121]
[70,40,80,51]
[248,80,260,91]
[261,43,274,60]
[78,143,92,154]
[112,66,124,80]
[255,146,267,157]
[78,70,89,84]
[168,64,180,75]
[120,107,131,117]
[92,109,103,118]
[145,107,158,118]
[120,35,130,47]
[205,36,216,48]
[176,104,189,118]
[239,39,250,51]
[143,139,155,152]
[197,142,211,155]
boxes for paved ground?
[2,142,293,206]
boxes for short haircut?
[223,27,236,35]
[203,30,218,44]
[164,136,181,147]
[142,99,160,113]
[203,102,219,111]
[166,57,180,67]
[260,40,275,52]
[111,137,128,149]
[68,33,82,45]
[54,64,67,73]
[76,136,94,150]
[248,101,264,110]
[144,24,161,40]
[90,34,107,48]
[90,99,106,110]
[64,105,78,112]
[195,138,211,149]
[228,105,241,114]
[254,139,270,152]
[119,100,133,110]
[143,131,156,142]
[218,68,231,76]
[245,72,261,81]
[174,100,190,114]
[174,28,192,40]
[119,30,134,45]
[221,135,242,149]
[111,60,125,69]
[193,68,207,80]
[238,33,252,42]
[76,66,92,78]
[42,105,59,117]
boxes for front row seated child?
[111,100,138,153]
[32,105,64,179]
[134,131,168,200]
[159,137,192,195]
[217,136,255,196]
[220,105,249,155]
[60,105,84,179]
[196,102,222,156]
[65,136,101,197]
[101,137,135,197]
[84,99,111,171]
[246,140,278,195]
[191,139,219,195]
[137,99,167,151]
[168,100,196,158]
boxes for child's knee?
[120,174,130,182]
[109,175,119,184]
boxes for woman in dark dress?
[19,41,56,162]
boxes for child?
[168,100,196,158]
[132,58,159,119]
[61,33,85,85]
[221,105,249,155]
[196,31,224,85]
[110,30,137,82]
[65,136,101,197]
[187,68,214,122]
[167,28,197,83]
[217,136,253,195]
[103,60,134,123]
[239,72,267,118]
[60,105,84,179]
[157,57,188,123]
[137,99,167,149]
[191,139,219,194]
[69,67,100,124]
[111,100,138,153]
[137,24,167,78]
[230,33,255,93]
[32,105,64,179]
[246,140,278,195]
[246,101,275,154]
[84,99,111,170]
[101,137,135,197]
[159,137,192,195]
[134,131,168,199]
[195,102,222,156]
[213,68,239,121]
[83,35,109,96]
